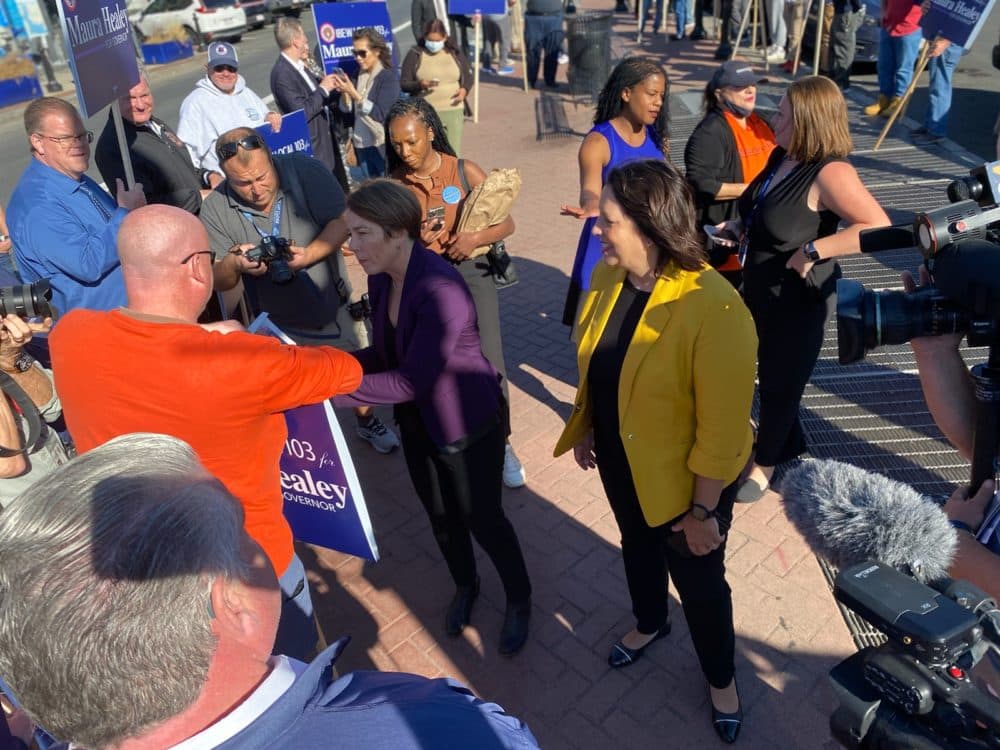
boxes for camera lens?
[947,176,982,204]
[0,280,53,320]
[268,259,294,285]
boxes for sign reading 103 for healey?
[56,0,139,118]
[312,1,395,77]
[921,0,996,48]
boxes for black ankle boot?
[498,599,531,655]
[445,577,480,636]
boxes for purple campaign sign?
[448,0,506,15]
[920,0,995,47]
[313,1,395,76]
[256,109,314,158]
[55,0,139,118]
[248,314,379,561]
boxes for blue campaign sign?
[448,0,506,15]
[256,109,314,158]
[312,1,394,76]
[55,0,139,118]
[921,0,995,47]
[248,314,379,562]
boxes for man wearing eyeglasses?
[177,42,283,174]
[49,204,364,661]
[7,97,147,317]
[202,127,400,455]
[96,75,223,215]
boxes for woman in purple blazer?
[335,179,532,655]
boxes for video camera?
[836,160,1000,365]
[829,562,1000,749]
[0,279,53,320]
[244,236,294,285]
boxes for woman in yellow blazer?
[554,160,757,745]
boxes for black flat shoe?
[711,682,743,744]
[445,577,479,636]
[498,599,531,655]
[607,621,671,668]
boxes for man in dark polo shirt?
[96,75,221,215]
[201,126,399,454]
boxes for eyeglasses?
[215,134,266,162]
[37,131,93,147]
[352,49,369,58]
[179,250,217,265]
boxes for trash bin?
[565,11,613,102]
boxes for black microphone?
[779,460,957,583]
[858,224,917,253]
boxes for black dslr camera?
[0,279,54,319]
[829,562,1000,749]
[244,236,294,285]
[837,160,1000,365]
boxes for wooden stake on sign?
[515,0,529,92]
[874,38,931,151]
[473,15,481,123]
[730,0,753,58]
[111,103,136,189]
[791,0,814,75]
[811,0,822,74]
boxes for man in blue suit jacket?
[269,17,340,173]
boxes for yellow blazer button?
[627,433,634,440]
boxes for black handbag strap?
[0,371,43,457]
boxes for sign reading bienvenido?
[921,0,996,48]
[55,0,139,118]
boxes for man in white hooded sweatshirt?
[178,42,283,173]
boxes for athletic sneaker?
[503,444,526,488]
[558,52,569,65]
[765,44,785,63]
[498,65,515,75]
[357,416,400,453]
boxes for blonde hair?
[786,76,852,162]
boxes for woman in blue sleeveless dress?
[561,57,669,330]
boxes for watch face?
[691,505,708,521]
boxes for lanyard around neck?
[240,196,284,239]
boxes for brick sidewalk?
[317,14,854,749]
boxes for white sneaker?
[357,416,400,454]
[503,444,526,488]
[557,52,569,65]
[765,45,785,63]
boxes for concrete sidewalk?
[315,10,883,749]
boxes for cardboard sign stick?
[515,0,529,92]
[791,0,815,75]
[111,103,136,189]
[874,37,931,151]
[474,15,481,122]
[811,0,822,74]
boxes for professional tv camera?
[829,562,1000,749]
[0,279,53,320]
[837,160,1000,366]
[243,235,294,285]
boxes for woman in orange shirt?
[683,61,776,290]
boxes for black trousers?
[457,257,511,434]
[747,276,834,467]
[400,417,532,603]
[595,438,738,688]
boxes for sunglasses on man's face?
[212,64,238,73]
[216,134,266,162]
[352,48,369,58]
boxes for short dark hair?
[594,57,670,154]
[215,126,271,170]
[605,160,706,273]
[347,179,423,240]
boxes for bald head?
[118,205,215,318]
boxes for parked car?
[240,0,272,29]
[269,0,310,19]
[134,0,247,46]
[801,0,881,67]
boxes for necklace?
[412,151,442,180]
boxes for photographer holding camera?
[902,265,1000,605]
[201,127,399,454]
[0,308,67,508]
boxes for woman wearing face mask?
[400,19,473,154]
[330,27,401,179]
[684,61,776,290]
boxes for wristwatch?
[0,351,34,374]
[802,241,821,262]
[690,503,718,522]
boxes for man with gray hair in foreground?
[0,433,540,749]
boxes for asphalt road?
[0,0,415,203]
